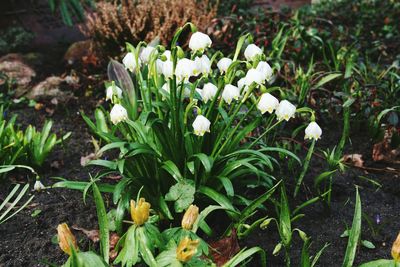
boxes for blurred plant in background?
[79,0,217,56]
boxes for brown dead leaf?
[110,232,120,260]
[209,229,240,267]
[342,154,364,167]
[72,225,100,242]
[372,128,400,163]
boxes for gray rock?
[0,53,36,94]
[26,76,73,102]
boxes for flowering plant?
[80,23,320,224]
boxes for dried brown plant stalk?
[80,0,217,55]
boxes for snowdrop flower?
[106,85,122,103]
[194,55,211,75]
[222,84,240,104]
[122,52,140,72]
[245,69,264,86]
[156,59,164,74]
[140,46,157,63]
[201,83,218,103]
[162,50,172,61]
[237,77,249,95]
[34,180,46,191]
[161,82,170,94]
[217,58,233,74]
[305,121,322,140]
[244,44,263,61]
[256,61,273,82]
[162,60,174,79]
[192,115,211,136]
[189,32,212,52]
[257,93,279,114]
[176,58,196,81]
[275,100,296,121]
[110,104,128,125]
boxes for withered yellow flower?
[181,205,199,230]
[57,223,78,255]
[130,198,150,226]
[176,236,200,263]
[392,232,400,262]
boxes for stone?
[0,53,36,94]
[26,76,73,102]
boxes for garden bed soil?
[0,99,399,267]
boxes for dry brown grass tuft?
[80,0,217,55]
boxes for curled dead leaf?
[342,153,364,167]
[209,229,240,267]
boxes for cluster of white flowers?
[112,31,322,141]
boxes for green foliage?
[48,0,94,26]
[0,106,70,172]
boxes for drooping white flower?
[256,61,273,82]
[156,59,164,74]
[201,83,218,103]
[162,50,172,61]
[140,46,157,63]
[194,55,211,75]
[175,58,196,81]
[192,115,211,136]
[217,58,233,74]
[257,93,279,114]
[222,84,240,104]
[162,60,174,79]
[34,180,46,191]
[305,121,322,140]
[245,69,264,86]
[237,77,249,95]
[110,104,128,125]
[106,85,123,103]
[122,52,140,72]
[189,32,212,52]
[275,100,296,121]
[244,44,263,61]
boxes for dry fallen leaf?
[209,229,240,267]
[342,153,364,167]
[372,128,400,163]
[72,225,99,242]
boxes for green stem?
[294,140,315,198]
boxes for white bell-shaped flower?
[217,58,233,74]
[175,58,195,81]
[156,59,164,74]
[192,115,211,136]
[106,85,123,103]
[275,100,296,121]
[237,77,249,95]
[257,93,279,114]
[256,61,273,82]
[140,46,157,64]
[222,84,240,104]
[162,60,174,79]
[201,83,218,103]
[245,69,264,86]
[305,121,322,140]
[189,32,212,52]
[162,50,172,61]
[244,44,263,61]
[110,104,128,125]
[194,55,211,75]
[34,180,46,191]
[122,52,140,72]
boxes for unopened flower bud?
[57,223,78,255]
[392,232,400,262]
[130,198,150,226]
[181,205,199,230]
